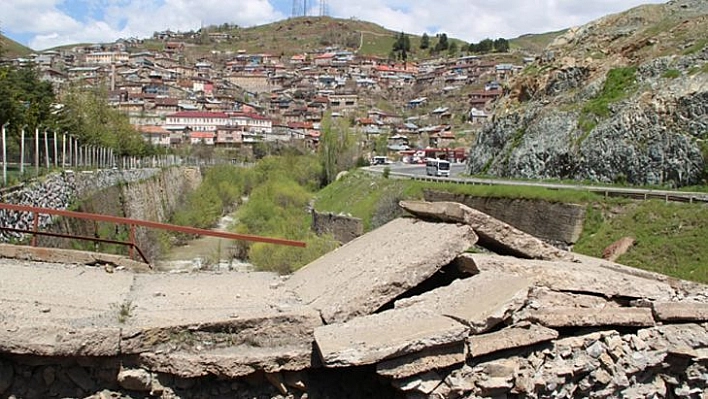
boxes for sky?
[1,0,667,51]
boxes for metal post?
[53,131,58,167]
[62,133,66,168]
[31,211,39,247]
[20,127,25,175]
[129,224,135,260]
[35,127,40,177]
[1,122,8,186]
[44,130,50,169]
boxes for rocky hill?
[467,0,708,187]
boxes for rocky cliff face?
[467,0,708,187]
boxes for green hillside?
[509,29,567,53]
[0,34,33,58]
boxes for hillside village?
[3,23,530,163]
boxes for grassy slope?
[0,34,33,58]
[315,171,708,283]
[509,29,567,53]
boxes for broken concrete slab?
[458,254,676,301]
[0,258,134,329]
[314,307,469,367]
[285,217,477,324]
[121,270,322,354]
[467,324,559,358]
[314,272,529,368]
[138,344,313,378]
[394,272,531,334]
[652,302,708,322]
[0,243,150,272]
[0,325,121,356]
[392,371,445,394]
[525,307,655,328]
[376,342,466,379]
[399,200,572,261]
[527,287,621,309]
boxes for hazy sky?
[1,0,666,51]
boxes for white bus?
[425,158,451,177]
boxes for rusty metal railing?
[0,203,306,266]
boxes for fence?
[0,123,184,187]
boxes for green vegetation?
[662,69,681,79]
[0,33,33,58]
[58,85,153,156]
[683,39,707,55]
[315,171,707,284]
[315,170,600,231]
[390,32,411,61]
[509,29,568,53]
[231,155,338,274]
[578,67,638,134]
[575,201,708,283]
[319,113,357,185]
[468,38,509,54]
[114,300,136,323]
[171,165,248,232]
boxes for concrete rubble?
[1,200,708,399]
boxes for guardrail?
[0,203,306,265]
[376,168,708,204]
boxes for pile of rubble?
[301,201,708,398]
[1,200,707,399]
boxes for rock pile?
[1,200,707,399]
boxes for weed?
[578,67,637,132]
[114,300,136,323]
[662,69,681,79]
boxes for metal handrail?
[0,203,306,265]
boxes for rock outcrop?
[467,0,708,187]
[1,201,707,399]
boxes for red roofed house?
[164,111,230,140]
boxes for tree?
[493,37,510,52]
[448,41,459,57]
[476,38,494,54]
[420,33,430,50]
[0,65,54,131]
[391,31,411,61]
[434,33,449,53]
[318,112,355,185]
[57,84,151,156]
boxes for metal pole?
[20,127,25,175]
[44,130,50,169]
[53,131,58,167]
[62,133,66,168]
[1,122,8,186]
[35,127,39,177]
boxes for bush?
[248,234,339,274]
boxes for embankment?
[0,167,202,262]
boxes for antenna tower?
[291,0,302,17]
[319,0,329,16]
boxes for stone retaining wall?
[0,168,202,261]
[424,190,586,246]
[311,210,363,244]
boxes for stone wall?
[311,210,363,244]
[0,167,202,261]
[424,190,586,246]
